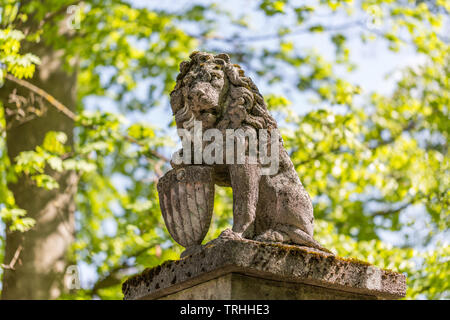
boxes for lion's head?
[170,51,277,132]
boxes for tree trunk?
[1,41,77,299]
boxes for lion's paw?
[218,228,244,241]
[254,230,287,243]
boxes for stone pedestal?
[122,239,406,300]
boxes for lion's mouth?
[197,94,211,105]
[190,96,218,113]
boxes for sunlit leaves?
[264,93,292,112]
[308,25,325,33]
[59,1,198,103]
[294,5,315,24]
[42,131,67,155]
[0,207,35,232]
[259,0,287,16]
[406,244,450,299]
[31,174,59,190]
[0,29,40,82]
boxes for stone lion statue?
[167,51,330,253]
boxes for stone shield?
[157,165,215,250]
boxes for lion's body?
[208,145,318,248]
[169,51,329,252]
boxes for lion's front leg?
[226,162,261,239]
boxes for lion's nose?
[189,88,207,101]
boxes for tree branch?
[370,201,413,217]
[89,244,158,296]
[369,120,417,151]
[295,147,342,166]
[5,74,77,120]
[4,74,169,168]
[39,0,84,28]
[192,20,364,44]
[0,245,23,270]
[123,135,169,163]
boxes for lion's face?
[171,52,277,133]
[181,57,226,129]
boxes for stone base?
[158,273,379,300]
[122,239,406,300]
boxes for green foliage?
[0,0,448,300]
[407,244,450,299]
[0,28,40,83]
[0,207,34,232]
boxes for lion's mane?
[169,51,277,132]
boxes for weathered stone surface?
[122,239,406,300]
[157,165,215,257]
[158,51,330,256]
[158,273,378,300]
